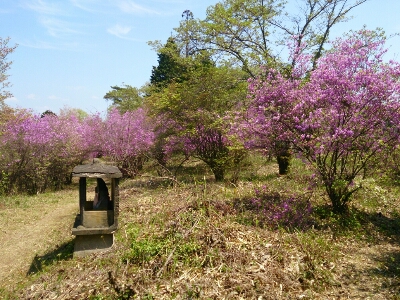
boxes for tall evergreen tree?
[150,37,188,89]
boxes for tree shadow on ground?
[233,198,400,294]
[27,239,74,275]
[313,205,400,294]
[231,191,400,239]
[365,211,400,242]
[371,250,400,277]
[368,250,400,295]
[313,204,400,243]
[362,210,400,294]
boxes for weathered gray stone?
[72,164,122,178]
[71,163,122,257]
[73,234,114,258]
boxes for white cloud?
[39,17,81,37]
[69,0,94,11]
[107,24,131,37]
[106,24,141,41]
[21,1,83,39]
[69,0,108,13]
[27,94,37,100]
[116,0,160,15]
[19,39,80,51]
[20,0,64,15]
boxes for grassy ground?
[0,188,78,291]
[1,154,400,299]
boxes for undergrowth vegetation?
[1,154,400,299]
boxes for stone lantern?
[71,163,122,257]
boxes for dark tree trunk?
[326,185,352,214]
[275,141,291,175]
[277,154,291,175]
[210,163,225,182]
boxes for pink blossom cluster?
[0,107,155,193]
[243,29,400,211]
[0,110,89,193]
[101,108,155,176]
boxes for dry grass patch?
[2,158,400,299]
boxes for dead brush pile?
[19,178,338,299]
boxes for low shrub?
[237,186,313,230]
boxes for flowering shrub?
[245,186,313,230]
[0,107,156,193]
[182,123,230,181]
[151,106,236,182]
[245,29,400,213]
[0,109,94,194]
[147,62,248,182]
[79,112,106,158]
[102,108,155,177]
[0,109,33,193]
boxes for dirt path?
[0,190,78,285]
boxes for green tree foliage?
[174,0,367,77]
[149,37,190,90]
[59,107,88,121]
[0,104,14,127]
[148,38,227,176]
[0,37,17,106]
[148,53,248,181]
[40,110,57,118]
[182,10,195,57]
[104,84,144,113]
[175,0,283,78]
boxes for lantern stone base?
[73,234,114,258]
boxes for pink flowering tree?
[41,112,91,187]
[0,107,156,193]
[79,112,106,159]
[0,110,91,194]
[247,30,400,213]
[102,108,155,177]
[0,109,32,193]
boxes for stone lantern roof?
[72,164,122,178]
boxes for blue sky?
[1,0,399,115]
